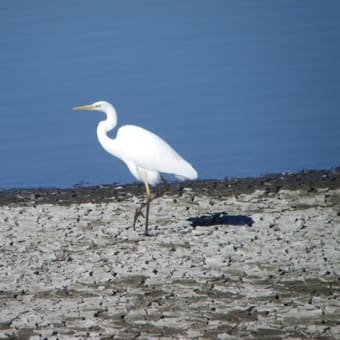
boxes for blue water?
[1,1,339,188]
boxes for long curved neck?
[96,104,120,157]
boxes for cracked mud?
[0,170,339,339]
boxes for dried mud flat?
[0,170,339,339]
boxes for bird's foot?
[133,201,151,236]
[133,204,146,230]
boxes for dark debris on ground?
[1,168,340,206]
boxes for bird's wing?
[116,125,197,180]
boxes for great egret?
[72,101,197,235]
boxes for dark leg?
[133,204,145,231]
[143,177,151,236]
[144,194,150,236]
[133,176,169,235]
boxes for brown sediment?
[1,168,339,206]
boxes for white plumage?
[113,124,197,184]
[73,100,197,235]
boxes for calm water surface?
[1,1,339,188]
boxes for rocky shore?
[0,170,339,339]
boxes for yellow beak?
[72,104,95,111]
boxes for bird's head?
[72,100,112,112]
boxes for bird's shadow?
[187,212,254,228]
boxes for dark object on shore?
[187,212,254,227]
[0,168,339,207]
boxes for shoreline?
[1,168,340,206]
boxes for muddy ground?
[0,170,339,339]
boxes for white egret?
[72,100,197,235]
